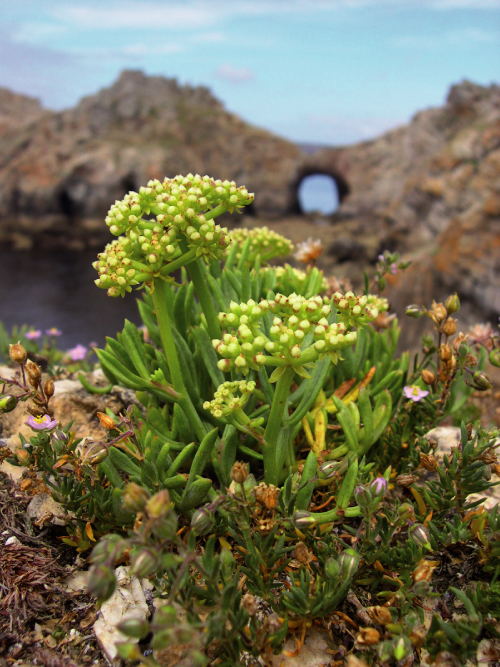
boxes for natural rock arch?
[289,168,350,215]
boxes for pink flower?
[390,263,397,275]
[69,344,87,361]
[404,385,429,402]
[25,414,58,431]
[369,477,387,495]
[46,328,62,337]
[25,330,41,340]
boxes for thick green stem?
[187,259,222,339]
[204,203,228,221]
[151,278,206,441]
[263,366,295,484]
[159,249,197,276]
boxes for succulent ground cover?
[1,175,500,667]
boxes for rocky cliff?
[0,72,499,324]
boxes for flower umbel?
[403,385,429,403]
[25,414,58,431]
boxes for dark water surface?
[0,248,141,350]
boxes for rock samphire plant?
[5,174,500,666]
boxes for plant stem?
[204,203,228,221]
[159,249,197,276]
[151,278,206,441]
[187,259,222,340]
[263,366,295,485]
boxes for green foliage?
[7,174,500,665]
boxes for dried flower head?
[97,411,117,430]
[230,462,249,484]
[241,594,258,617]
[293,541,314,565]
[255,482,279,510]
[366,605,393,625]
[9,342,27,364]
[420,452,439,471]
[356,627,380,646]
[294,237,323,265]
[412,558,439,583]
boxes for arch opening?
[291,170,350,216]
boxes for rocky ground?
[1,363,500,666]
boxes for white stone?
[93,566,149,665]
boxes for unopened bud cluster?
[213,292,364,373]
[228,226,293,264]
[94,174,254,297]
[332,291,379,327]
[203,380,256,418]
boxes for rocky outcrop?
[0,72,499,322]
[0,70,301,248]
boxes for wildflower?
[45,328,62,337]
[25,330,41,340]
[25,414,58,431]
[294,237,323,265]
[69,344,88,361]
[467,322,494,350]
[369,477,387,496]
[403,385,429,402]
[389,263,397,274]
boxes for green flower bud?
[0,395,18,413]
[131,549,159,578]
[191,507,215,535]
[293,510,318,531]
[445,293,460,314]
[338,548,360,579]
[116,643,143,660]
[325,556,340,580]
[116,616,150,639]
[146,490,170,518]
[87,565,116,601]
[406,304,424,319]
[410,524,431,550]
[489,348,500,368]
[471,371,493,391]
[393,636,412,661]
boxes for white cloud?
[393,27,499,48]
[50,0,500,34]
[12,22,67,44]
[215,64,255,84]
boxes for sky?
[1,0,499,145]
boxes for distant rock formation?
[0,71,499,322]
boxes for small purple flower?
[69,344,87,361]
[25,330,41,340]
[403,385,429,402]
[25,414,58,431]
[88,341,98,349]
[378,254,385,262]
[390,263,397,275]
[369,477,387,496]
[46,328,62,337]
